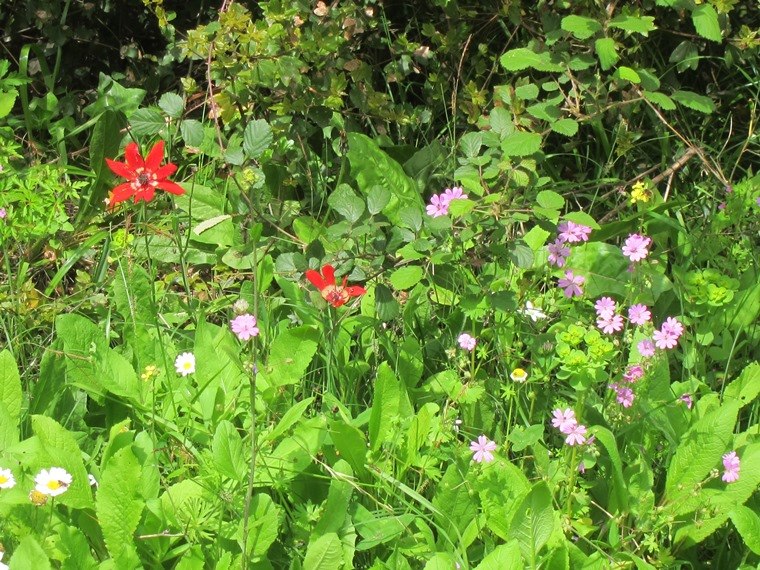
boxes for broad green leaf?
[0,349,22,423]
[389,266,424,290]
[506,481,555,561]
[354,504,414,550]
[330,419,368,477]
[314,460,354,535]
[367,185,391,215]
[672,90,715,114]
[723,362,760,408]
[615,66,641,83]
[501,132,542,157]
[180,119,204,147]
[500,48,563,72]
[608,14,657,35]
[665,399,740,501]
[544,546,570,570]
[158,92,184,118]
[328,183,365,223]
[258,326,319,389]
[0,90,17,119]
[423,554,456,570]
[507,424,544,452]
[474,541,523,570]
[536,190,565,210]
[561,15,602,40]
[212,420,246,481]
[405,403,437,461]
[448,198,475,216]
[515,83,539,100]
[348,133,422,227]
[432,464,478,537]
[240,494,280,557]
[730,505,760,555]
[9,535,51,570]
[129,107,164,136]
[595,38,619,70]
[643,91,676,110]
[369,363,401,451]
[58,526,99,570]
[302,532,343,569]
[373,283,400,322]
[243,118,272,159]
[264,397,315,444]
[96,446,144,568]
[459,132,483,158]
[591,426,628,511]
[691,4,722,42]
[550,118,579,136]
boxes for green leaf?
[314,460,354,535]
[158,92,184,118]
[389,266,424,290]
[672,90,715,114]
[474,541,523,570]
[302,532,343,569]
[373,283,400,322]
[459,132,483,158]
[723,362,760,408]
[536,190,565,210]
[643,91,676,110]
[369,363,401,452]
[243,119,272,159]
[129,107,165,136]
[180,119,204,147]
[566,242,628,299]
[506,481,555,561]
[0,349,22,424]
[328,183,365,223]
[608,14,657,35]
[501,132,542,157]
[367,185,391,215]
[730,505,760,555]
[692,4,722,42]
[0,90,17,119]
[515,83,539,100]
[615,66,641,83]
[591,426,628,511]
[264,397,315,444]
[507,424,544,452]
[9,535,51,570]
[561,15,602,40]
[212,420,246,481]
[96,446,144,568]
[258,326,319,389]
[550,118,579,136]
[348,133,422,227]
[500,48,563,72]
[330,419,368,477]
[240,494,280,557]
[595,38,619,70]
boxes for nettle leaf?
[501,132,542,157]
[595,38,619,70]
[389,266,424,290]
[691,4,722,42]
[730,505,760,555]
[608,14,657,35]
[536,190,565,210]
[500,48,563,72]
[514,83,539,100]
[723,362,760,408]
[615,66,641,83]
[129,107,165,136]
[243,118,273,159]
[9,535,51,570]
[96,446,144,568]
[180,119,204,147]
[506,481,555,561]
[561,15,602,40]
[459,131,483,159]
[672,90,715,114]
[369,363,401,452]
[302,532,343,569]
[474,541,523,570]
[328,183,365,223]
[644,91,676,110]
[550,118,579,136]
[158,92,184,118]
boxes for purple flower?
[627,304,651,325]
[622,233,652,262]
[610,383,634,408]
[623,365,644,383]
[679,393,693,409]
[457,333,477,351]
[653,317,684,350]
[547,239,571,267]
[551,408,577,434]
[594,297,616,318]
[661,317,684,337]
[557,221,592,243]
[557,271,585,298]
[230,313,260,341]
[722,451,740,483]
[0,207,6,219]
[426,194,449,217]
[597,313,624,334]
[470,435,497,463]
[565,423,588,446]
[441,186,467,203]
[637,339,656,358]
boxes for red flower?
[105,141,185,206]
[305,264,366,307]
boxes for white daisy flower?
[510,368,529,383]
[34,467,73,497]
[0,467,16,489]
[174,352,196,376]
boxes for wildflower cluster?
[547,221,592,268]
[551,408,588,446]
[426,186,468,218]
[722,451,741,483]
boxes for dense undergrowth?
[1,0,759,568]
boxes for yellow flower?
[29,489,48,506]
[141,364,158,381]
[630,181,652,204]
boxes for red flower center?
[321,285,350,306]
[137,172,151,185]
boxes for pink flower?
[551,408,577,434]
[627,304,651,325]
[230,314,260,341]
[722,451,740,483]
[610,383,635,408]
[623,365,644,383]
[557,271,585,298]
[426,194,449,217]
[594,297,617,318]
[621,233,652,262]
[441,186,467,203]
[458,333,477,351]
[565,423,588,446]
[470,435,497,463]
[637,339,656,358]
[679,393,693,409]
[661,317,684,337]
[0,207,6,219]
[547,239,571,267]
[557,221,592,243]
[596,313,624,334]
[653,317,683,350]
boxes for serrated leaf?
[608,14,657,35]
[561,15,602,40]
[328,184,365,223]
[536,190,565,210]
[158,92,184,118]
[302,533,343,569]
[595,38,619,70]
[615,66,641,83]
[507,481,555,561]
[0,90,17,119]
[96,446,144,568]
[474,541,523,570]
[459,131,483,158]
[644,91,676,110]
[501,132,542,157]
[514,83,539,100]
[389,266,424,290]
[723,362,760,408]
[692,4,722,42]
[9,535,51,570]
[258,326,319,388]
[500,48,563,72]
[212,420,246,481]
[672,90,715,114]
[0,349,22,423]
[369,363,401,452]
[243,118,272,159]
[367,185,391,215]
[180,119,204,147]
[550,118,579,136]
[129,107,165,136]
[730,506,760,555]
[241,494,280,557]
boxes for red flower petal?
[105,158,134,179]
[156,180,185,196]
[321,264,337,287]
[109,183,135,205]
[124,142,144,169]
[134,187,156,203]
[344,286,366,298]
[305,269,327,290]
[145,140,165,172]
[153,163,178,180]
